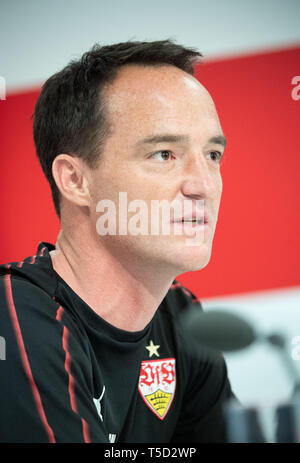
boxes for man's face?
[86,64,225,276]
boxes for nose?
[180,152,222,200]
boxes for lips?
[171,212,208,225]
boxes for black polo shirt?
[0,241,234,443]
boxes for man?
[0,40,234,443]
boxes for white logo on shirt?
[93,385,105,422]
[109,433,117,443]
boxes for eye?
[209,151,223,163]
[150,150,174,162]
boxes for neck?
[50,220,175,332]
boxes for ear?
[52,154,90,209]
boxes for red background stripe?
[0,46,299,298]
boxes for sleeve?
[168,281,238,443]
[0,274,107,443]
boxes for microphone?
[180,307,256,352]
[181,307,300,384]
[181,305,300,442]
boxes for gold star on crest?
[146,340,160,358]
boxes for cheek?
[213,168,222,195]
[89,168,121,202]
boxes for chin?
[178,259,210,273]
[172,246,212,274]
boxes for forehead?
[103,65,221,137]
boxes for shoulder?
[0,274,62,360]
[0,272,85,356]
[0,272,90,374]
[0,273,59,322]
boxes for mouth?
[169,215,209,239]
[171,215,208,225]
[177,218,204,224]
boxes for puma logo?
[93,385,105,422]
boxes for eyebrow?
[207,135,227,148]
[137,133,227,148]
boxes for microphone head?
[181,306,256,352]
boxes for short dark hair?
[33,39,202,217]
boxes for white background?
[1,0,300,91]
